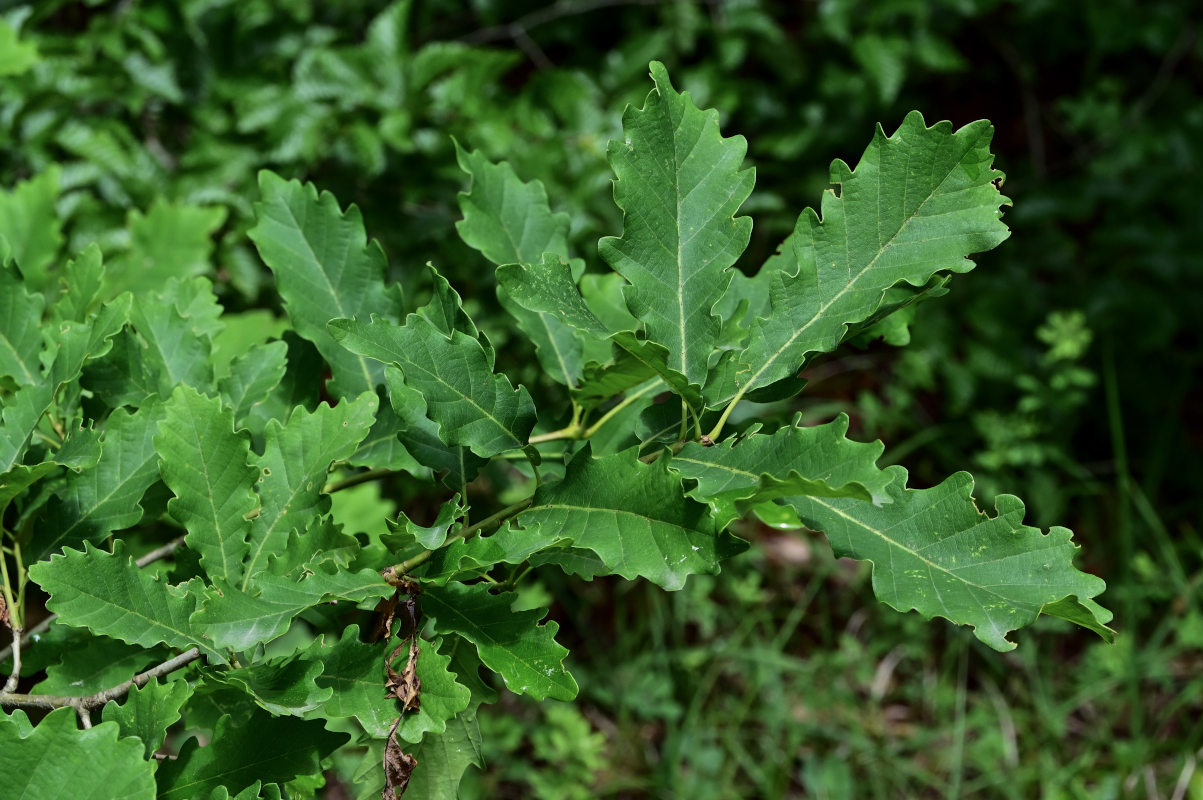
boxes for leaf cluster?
[0,57,1112,798]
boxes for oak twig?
[0,647,202,727]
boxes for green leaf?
[670,414,893,528]
[241,392,377,589]
[218,340,289,426]
[155,708,349,799]
[512,448,743,590]
[53,244,106,324]
[498,255,702,411]
[454,143,584,386]
[1,307,128,474]
[787,466,1113,651]
[0,261,46,388]
[305,626,397,737]
[0,708,156,799]
[598,62,754,386]
[330,314,536,457]
[101,677,193,759]
[0,19,40,77]
[205,655,331,716]
[0,167,63,292]
[454,141,569,266]
[27,541,226,662]
[402,708,484,800]
[422,522,569,586]
[346,387,427,475]
[106,199,228,297]
[248,171,405,398]
[193,565,393,651]
[422,582,577,701]
[156,386,260,585]
[385,368,487,489]
[725,112,1010,403]
[33,406,166,555]
[125,277,220,397]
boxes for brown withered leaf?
[385,636,421,712]
[0,592,9,629]
[382,716,418,799]
[373,592,400,642]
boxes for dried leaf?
[385,637,421,713]
[382,717,417,799]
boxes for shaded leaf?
[101,677,193,759]
[155,708,348,799]
[106,200,228,297]
[305,625,397,737]
[0,261,45,388]
[402,708,484,800]
[0,167,62,291]
[33,636,164,697]
[205,655,331,716]
[422,582,577,701]
[248,171,405,398]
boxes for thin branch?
[461,0,662,45]
[324,468,397,494]
[0,647,202,725]
[3,626,21,693]
[135,535,187,568]
[381,497,535,584]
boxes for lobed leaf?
[0,261,46,388]
[721,111,1010,404]
[156,386,259,585]
[330,314,536,458]
[193,565,393,652]
[101,677,193,759]
[204,655,331,716]
[240,391,377,589]
[248,171,405,399]
[27,541,226,662]
[599,61,753,387]
[155,708,348,799]
[0,167,63,292]
[670,414,893,528]
[422,582,577,701]
[512,447,744,590]
[0,708,156,799]
[32,404,164,560]
[401,708,484,800]
[788,466,1113,651]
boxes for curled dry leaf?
[385,636,421,712]
[382,716,417,799]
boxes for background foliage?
[1,0,1200,797]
